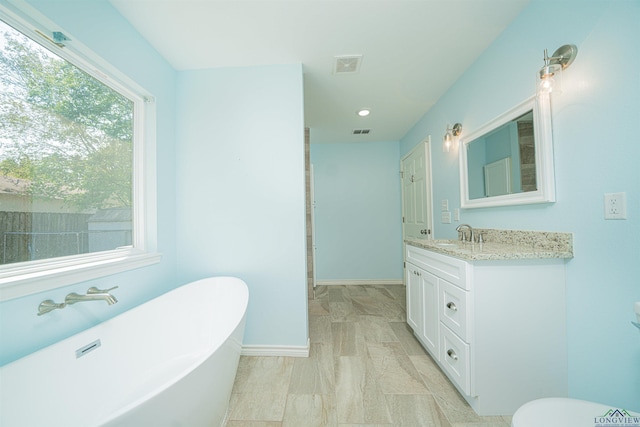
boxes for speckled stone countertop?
[406,229,573,261]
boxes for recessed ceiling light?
[357,109,370,117]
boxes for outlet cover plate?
[604,192,627,220]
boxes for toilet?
[512,398,640,427]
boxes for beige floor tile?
[385,394,452,426]
[329,301,359,322]
[282,394,337,427]
[288,343,335,395]
[309,315,332,343]
[309,298,330,316]
[328,286,348,303]
[351,295,383,316]
[228,392,288,422]
[331,321,367,357]
[366,342,430,395]
[337,425,393,427]
[233,356,294,394]
[334,356,392,424]
[225,422,282,427]
[357,315,399,343]
[389,321,429,356]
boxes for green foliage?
[0,22,133,210]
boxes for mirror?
[459,95,555,208]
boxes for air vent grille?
[334,55,363,74]
[353,129,371,135]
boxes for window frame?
[0,1,160,301]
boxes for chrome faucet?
[65,286,119,306]
[456,224,474,242]
[37,300,66,316]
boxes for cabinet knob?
[447,349,458,361]
[446,302,458,312]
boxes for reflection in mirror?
[459,95,556,209]
[466,110,535,199]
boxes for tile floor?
[225,284,513,426]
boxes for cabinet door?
[420,269,439,359]
[406,264,423,336]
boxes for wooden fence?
[0,211,93,265]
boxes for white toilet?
[512,397,640,427]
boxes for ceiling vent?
[352,129,371,135]
[334,55,363,74]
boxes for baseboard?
[241,338,310,357]
[315,279,403,286]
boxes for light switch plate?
[441,211,451,224]
[441,199,449,212]
[454,208,460,221]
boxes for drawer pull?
[446,302,458,312]
[447,349,458,361]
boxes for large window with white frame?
[0,4,159,300]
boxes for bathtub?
[0,276,249,427]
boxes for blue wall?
[310,141,403,282]
[401,0,640,411]
[175,65,308,348]
[0,0,178,365]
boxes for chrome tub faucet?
[65,286,119,306]
[37,286,119,316]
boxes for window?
[0,6,159,300]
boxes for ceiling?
[110,0,529,144]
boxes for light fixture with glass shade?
[443,123,462,153]
[538,44,578,95]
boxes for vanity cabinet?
[405,243,567,416]
[405,264,439,357]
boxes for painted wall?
[175,65,308,348]
[401,0,640,411]
[310,141,403,282]
[0,0,178,365]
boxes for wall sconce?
[538,44,578,95]
[443,123,462,153]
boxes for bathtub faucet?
[65,286,119,306]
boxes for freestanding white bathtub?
[0,276,249,427]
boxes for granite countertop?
[405,229,574,261]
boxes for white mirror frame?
[459,94,555,209]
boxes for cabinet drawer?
[406,244,470,290]
[439,280,470,341]
[440,324,471,396]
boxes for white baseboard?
[241,338,310,357]
[315,279,403,286]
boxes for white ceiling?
[110,0,529,144]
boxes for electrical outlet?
[441,211,451,224]
[604,192,627,220]
[454,208,460,221]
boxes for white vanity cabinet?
[405,243,568,416]
[405,263,439,358]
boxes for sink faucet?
[65,286,119,306]
[456,224,474,242]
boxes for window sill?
[0,251,162,302]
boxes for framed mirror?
[459,95,555,208]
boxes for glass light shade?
[538,63,562,95]
[443,132,452,153]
